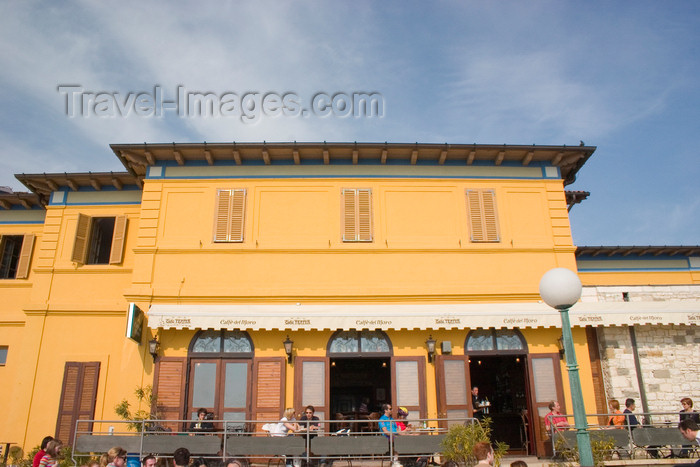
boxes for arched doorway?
[327,330,393,418]
[186,330,253,431]
[465,329,530,454]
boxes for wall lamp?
[426,335,437,363]
[283,335,294,364]
[148,337,160,363]
[556,336,565,360]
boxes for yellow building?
[0,142,697,458]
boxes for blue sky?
[0,1,698,246]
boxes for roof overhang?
[0,191,43,210]
[576,245,700,257]
[15,172,141,204]
[565,190,590,211]
[111,142,596,186]
[146,301,698,331]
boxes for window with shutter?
[71,215,128,265]
[342,188,372,242]
[0,234,34,279]
[213,189,246,242]
[55,362,100,445]
[466,189,500,242]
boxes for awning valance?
[146,302,699,331]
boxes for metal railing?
[548,411,699,461]
[72,416,465,466]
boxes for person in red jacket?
[33,437,54,467]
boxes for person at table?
[607,399,625,428]
[359,397,370,415]
[273,408,300,437]
[189,408,214,434]
[623,398,639,430]
[544,401,569,434]
[396,407,414,432]
[677,419,700,467]
[379,403,399,437]
[679,398,700,458]
[680,398,700,423]
[299,405,321,437]
[471,387,485,421]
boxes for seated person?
[272,408,299,437]
[623,398,639,430]
[396,407,414,432]
[607,399,625,429]
[298,405,321,438]
[189,408,214,434]
[379,404,399,438]
[544,401,569,434]
[359,397,370,415]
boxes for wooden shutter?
[153,357,186,432]
[55,362,100,445]
[392,357,427,420]
[466,189,500,242]
[15,234,35,279]
[586,328,608,426]
[342,188,372,242]
[71,214,91,264]
[527,353,564,457]
[108,216,128,264]
[213,189,246,242]
[357,189,372,241]
[252,357,285,431]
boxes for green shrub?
[441,417,508,466]
[115,385,160,432]
[552,434,616,467]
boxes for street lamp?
[539,268,594,467]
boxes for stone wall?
[597,324,699,416]
[584,285,700,418]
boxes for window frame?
[71,214,127,265]
[0,345,8,365]
[0,234,35,279]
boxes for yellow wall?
[127,177,577,302]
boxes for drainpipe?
[628,326,650,423]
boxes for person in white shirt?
[677,419,700,467]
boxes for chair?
[361,412,380,433]
[519,409,530,455]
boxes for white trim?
[146,301,700,331]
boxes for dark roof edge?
[576,245,700,257]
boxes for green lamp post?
[539,268,594,467]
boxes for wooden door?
[435,355,471,428]
[187,358,252,431]
[527,353,565,456]
[391,356,427,422]
[294,357,330,422]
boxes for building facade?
[0,142,697,458]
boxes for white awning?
[146,301,700,331]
